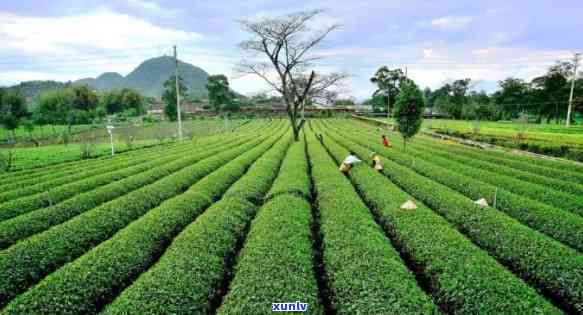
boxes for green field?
[417,118,583,161]
[0,118,581,314]
[0,118,245,146]
[0,119,245,170]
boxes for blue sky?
[1,0,581,99]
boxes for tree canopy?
[206,75,232,113]
[393,81,425,150]
[162,75,187,121]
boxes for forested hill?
[75,56,210,98]
[4,56,211,100]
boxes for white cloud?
[0,8,201,55]
[124,0,183,18]
[430,16,474,31]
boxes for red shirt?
[382,138,390,147]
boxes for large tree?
[101,88,144,115]
[492,78,530,119]
[0,90,27,141]
[206,75,232,114]
[433,79,471,119]
[393,81,425,151]
[370,66,407,116]
[530,61,572,123]
[35,89,72,127]
[237,10,347,141]
[162,75,187,121]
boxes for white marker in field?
[400,200,417,210]
[474,198,489,207]
[106,124,115,156]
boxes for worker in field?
[370,152,383,172]
[382,135,392,148]
[317,133,324,144]
[339,152,361,173]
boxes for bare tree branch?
[236,10,347,140]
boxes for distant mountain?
[75,72,124,91]
[124,56,209,98]
[73,56,210,98]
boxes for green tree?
[492,78,529,120]
[71,85,98,111]
[530,62,572,123]
[433,79,471,119]
[35,89,72,127]
[162,75,187,121]
[370,66,407,115]
[206,74,232,114]
[393,82,425,151]
[121,88,144,114]
[0,91,27,141]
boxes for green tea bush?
[306,133,438,314]
[323,126,583,313]
[218,195,321,315]
[315,126,559,313]
[0,135,272,308]
[1,131,285,314]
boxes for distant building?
[424,107,444,118]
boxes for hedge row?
[0,141,178,183]
[343,120,583,198]
[322,126,583,313]
[0,135,252,225]
[1,130,287,314]
[218,142,321,314]
[327,122,583,251]
[349,118,583,184]
[0,140,190,191]
[0,137,261,250]
[391,136,583,217]
[407,136,583,198]
[0,130,278,308]
[313,124,559,313]
[103,136,293,314]
[306,132,438,314]
[0,140,199,198]
[217,196,319,315]
[0,141,215,203]
[415,131,583,185]
[0,119,271,184]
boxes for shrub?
[2,130,285,314]
[315,126,559,313]
[306,133,438,314]
[218,195,320,315]
[0,133,275,308]
[322,125,583,313]
[327,121,583,249]
[0,137,241,223]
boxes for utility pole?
[386,87,390,119]
[567,52,581,127]
[174,45,183,140]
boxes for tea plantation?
[0,118,581,314]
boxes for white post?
[386,88,390,120]
[567,53,580,127]
[106,124,115,156]
[174,45,183,140]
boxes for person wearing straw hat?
[370,152,383,172]
[339,152,361,173]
